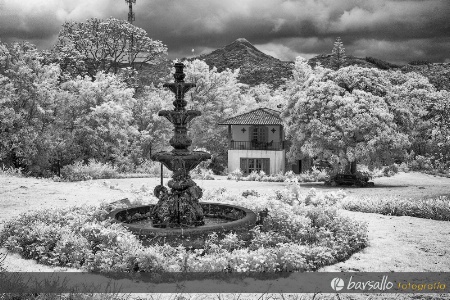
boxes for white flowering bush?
[0,188,368,272]
[60,159,119,181]
[227,168,243,181]
[191,167,215,180]
[228,169,329,183]
[342,195,450,221]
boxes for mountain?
[138,39,449,92]
[192,38,293,88]
[188,38,405,88]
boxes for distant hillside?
[191,38,293,88]
[133,57,173,87]
[308,54,401,70]
[136,39,449,92]
[308,54,449,91]
[401,63,450,91]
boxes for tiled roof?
[218,107,282,125]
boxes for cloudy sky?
[0,0,449,64]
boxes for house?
[218,107,311,175]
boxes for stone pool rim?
[107,202,257,237]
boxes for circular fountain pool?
[108,202,257,248]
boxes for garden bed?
[0,188,368,272]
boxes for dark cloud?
[0,0,448,64]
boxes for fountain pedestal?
[150,63,211,228]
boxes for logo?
[347,275,393,291]
[331,277,345,291]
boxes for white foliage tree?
[283,58,413,174]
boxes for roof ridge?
[218,107,282,125]
[219,109,256,123]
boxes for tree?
[183,59,257,155]
[0,40,62,175]
[427,90,450,166]
[53,17,167,80]
[57,72,137,168]
[331,37,346,70]
[246,83,287,110]
[130,85,173,163]
[283,58,412,174]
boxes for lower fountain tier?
[151,151,211,174]
[108,203,257,248]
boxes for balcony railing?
[229,140,285,151]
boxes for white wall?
[228,149,285,174]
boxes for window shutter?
[248,126,254,141]
[263,158,270,174]
[264,126,269,143]
[240,158,248,174]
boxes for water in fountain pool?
[131,216,230,229]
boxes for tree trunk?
[350,161,357,174]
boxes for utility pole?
[125,0,136,24]
[125,0,136,67]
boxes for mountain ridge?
[189,38,293,88]
[145,38,449,91]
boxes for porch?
[229,140,285,151]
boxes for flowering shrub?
[227,168,243,181]
[241,189,260,198]
[60,159,119,181]
[0,165,24,177]
[191,167,215,180]
[383,164,399,177]
[134,160,172,178]
[405,154,450,177]
[0,189,368,273]
[342,195,450,221]
[228,169,329,183]
[398,162,410,173]
[410,155,433,171]
[245,171,263,181]
[297,167,328,182]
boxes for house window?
[240,158,270,174]
[252,126,267,143]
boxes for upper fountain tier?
[163,62,196,111]
[151,62,211,175]
[155,62,207,155]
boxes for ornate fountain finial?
[173,62,186,82]
[163,63,195,111]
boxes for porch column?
[279,125,283,149]
[228,125,232,148]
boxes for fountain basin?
[107,203,257,248]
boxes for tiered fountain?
[108,63,256,248]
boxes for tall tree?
[283,58,414,174]
[130,85,173,163]
[246,83,287,110]
[331,37,346,70]
[0,41,62,175]
[53,17,167,80]
[57,72,137,167]
[183,60,256,154]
